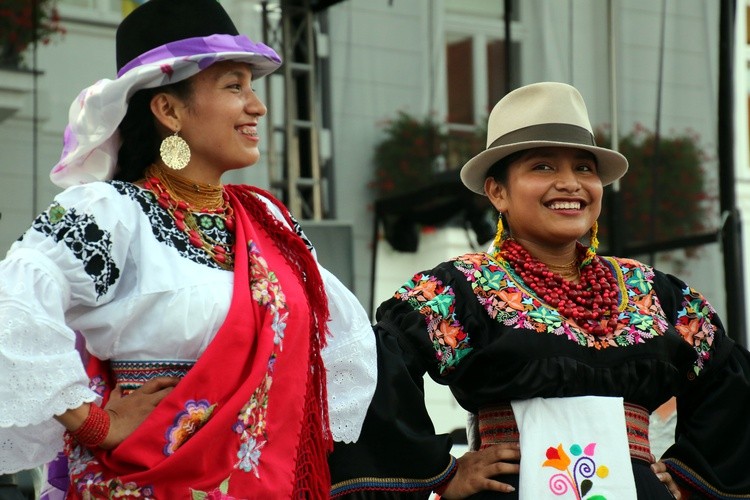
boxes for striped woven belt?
[111,360,195,394]
[477,402,653,463]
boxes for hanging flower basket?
[370,110,486,198]
[371,111,492,251]
[0,0,66,69]
[596,124,716,257]
[370,111,447,199]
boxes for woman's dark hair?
[114,78,193,182]
[485,149,527,185]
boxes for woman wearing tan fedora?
[329,82,750,499]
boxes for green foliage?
[371,111,446,197]
[596,124,716,247]
[0,0,66,68]
[371,111,485,198]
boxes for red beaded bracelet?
[71,404,110,448]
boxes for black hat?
[51,0,282,188]
[116,0,240,72]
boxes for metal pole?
[646,0,668,266]
[504,0,512,92]
[261,1,277,193]
[607,0,623,256]
[718,0,746,346]
[32,0,39,219]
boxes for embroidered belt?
[111,360,195,394]
[478,402,653,463]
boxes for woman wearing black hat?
[329,82,750,499]
[0,0,376,498]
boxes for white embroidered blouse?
[0,180,377,473]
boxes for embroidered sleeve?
[651,270,718,377]
[395,273,472,375]
[671,285,717,375]
[15,183,132,304]
[27,202,121,299]
[0,183,135,473]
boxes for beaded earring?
[581,221,599,266]
[160,130,191,170]
[490,213,506,256]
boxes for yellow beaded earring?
[490,213,505,257]
[160,130,191,170]
[582,221,599,266]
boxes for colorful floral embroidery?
[395,253,717,374]
[396,274,472,374]
[453,254,671,351]
[543,442,610,499]
[63,238,290,492]
[48,202,66,223]
[248,240,286,309]
[674,285,717,374]
[229,240,288,477]
[164,399,217,455]
[191,476,247,500]
[64,434,156,499]
[88,374,107,396]
[236,435,265,473]
[110,481,156,498]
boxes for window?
[444,0,520,165]
[444,0,520,124]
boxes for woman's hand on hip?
[100,376,180,449]
[651,461,683,499]
[440,443,520,499]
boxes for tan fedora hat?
[460,81,628,194]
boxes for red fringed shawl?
[64,185,332,498]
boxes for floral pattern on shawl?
[232,240,288,477]
[64,433,156,499]
[393,253,716,376]
[164,399,217,455]
[64,240,290,494]
[395,274,472,374]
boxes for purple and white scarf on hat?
[50,34,281,188]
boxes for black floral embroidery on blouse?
[30,203,120,299]
[288,212,315,254]
[110,181,232,270]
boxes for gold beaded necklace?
[146,164,225,209]
[143,164,235,269]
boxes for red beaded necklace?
[143,167,235,270]
[498,239,621,337]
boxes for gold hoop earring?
[160,131,191,170]
[582,221,599,266]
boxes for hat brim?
[460,140,629,194]
[51,35,282,188]
[117,34,282,78]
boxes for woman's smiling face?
[176,61,267,174]
[485,147,603,251]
